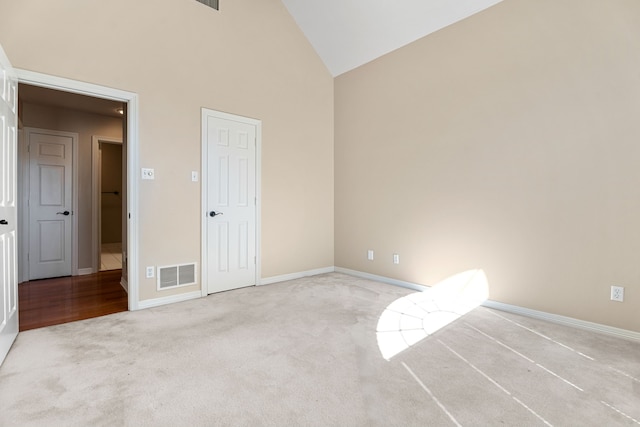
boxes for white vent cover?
[196,0,219,11]
[158,263,197,290]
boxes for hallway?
[101,243,123,271]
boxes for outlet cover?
[146,266,155,278]
[393,253,400,264]
[611,285,624,302]
[367,250,374,261]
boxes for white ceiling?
[280,0,504,76]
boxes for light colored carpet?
[1,273,639,426]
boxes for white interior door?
[204,111,257,294]
[27,129,74,280]
[0,44,19,366]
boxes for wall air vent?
[196,0,219,11]
[158,263,197,290]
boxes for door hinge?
[254,256,256,265]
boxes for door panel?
[38,221,65,262]
[0,43,18,366]
[39,164,65,204]
[205,113,256,294]
[27,130,73,280]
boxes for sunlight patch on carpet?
[376,269,488,360]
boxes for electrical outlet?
[611,285,624,302]
[367,250,374,261]
[146,266,155,278]
[393,253,400,264]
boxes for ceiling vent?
[196,0,219,11]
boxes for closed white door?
[204,110,257,294]
[27,129,74,280]
[0,44,18,366]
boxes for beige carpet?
[1,273,639,426]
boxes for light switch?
[191,171,198,182]
[141,168,155,180]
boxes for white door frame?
[201,108,262,297]
[17,129,26,283]
[91,135,123,273]
[17,69,140,310]
[21,127,79,279]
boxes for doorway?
[17,84,128,326]
[99,142,123,271]
[18,84,125,279]
[92,136,124,273]
[14,72,140,318]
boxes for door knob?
[0,219,7,225]
[209,211,223,217]
[57,211,70,216]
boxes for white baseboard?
[137,290,202,310]
[77,268,94,276]
[336,267,640,342]
[260,266,335,286]
[334,267,428,292]
[120,277,128,293]
[482,300,640,342]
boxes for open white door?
[0,44,19,366]
[203,109,259,294]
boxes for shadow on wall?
[376,269,489,360]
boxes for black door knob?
[209,211,224,217]
[57,211,70,216]
[0,219,7,225]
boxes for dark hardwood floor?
[18,270,128,331]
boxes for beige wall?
[335,0,640,331]
[0,0,334,301]
[21,103,123,269]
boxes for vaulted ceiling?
[280,0,504,76]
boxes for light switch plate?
[142,168,155,180]
[191,171,198,182]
